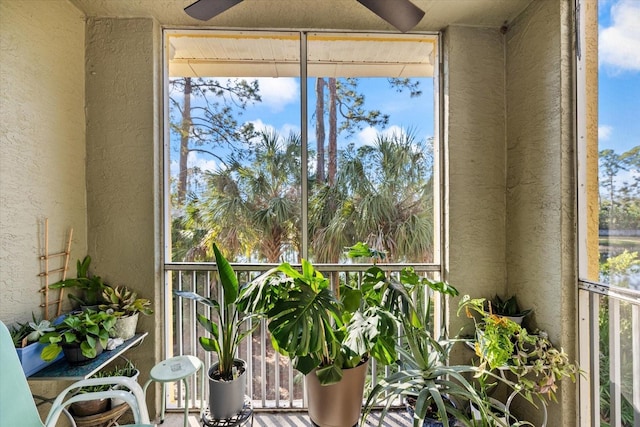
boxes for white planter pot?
[208,359,246,420]
[113,313,139,340]
[110,370,140,408]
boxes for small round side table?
[143,355,204,427]
[201,395,253,427]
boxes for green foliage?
[238,242,410,385]
[598,146,640,230]
[50,256,109,306]
[363,283,504,427]
[100,285,153,317]
[174,243,258,381]
[74,360,138,394]
[39,310,117,361]
[458,296,581,404]
[599,250,640,287]
[488,295,532,317]
[9,314,54,348]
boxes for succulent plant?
[100,285,153,317]
[9,314,55,348]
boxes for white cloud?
[255,78,299,112]
[356,127,380,146]
[189,151,219,172]
[247,119,300,140]
[356,125,429,147]
[599,0,640,72]
[599,125,613,140]
[247,118,273,135]
[169,152,221,177]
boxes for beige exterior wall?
[443,26,507,334]
[0,0,87,419]
[0,0,87,324]
[584,0,600,281]
[84,16,163,412]
[505,0,577,424]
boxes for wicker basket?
[71,401,129,427]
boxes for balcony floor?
[160,409,411,426]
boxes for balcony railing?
[578,281,640,427]
[163,262,442,411]
[163,265,640,425]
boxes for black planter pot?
[62,341,103,365]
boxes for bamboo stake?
[43,218,49,319]
[38,219,73,320]
[57,228,73,316]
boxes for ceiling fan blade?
[356,0,425,32]
[184,0,244,21]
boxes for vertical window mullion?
[300,31,309,260]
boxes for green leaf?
[199,336,220,353]
[213,243,239,306]
[40,344,62,361]
[340,285,361,314]
[315,363,343,385]
[174,290,218,309]
[197,313,219,338]
[63,331,77,343]
[81,340,97,359]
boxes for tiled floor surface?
[159,409,411,427]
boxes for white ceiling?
[68,0,533,32]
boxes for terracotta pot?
[70,398,109,417]
[305,360,369,427]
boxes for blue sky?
[239,77,434,150]
[172,0,639,175]
[597,0,640,153]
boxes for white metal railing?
[578,281,640,427]
[164,262,442,411]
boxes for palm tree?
[184,129,301,262]
[310,129,434,262]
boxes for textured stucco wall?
[0,0,87,324]
[443,26,507,335]
[506,0,577,424]
[584,0,600,281]
[85,16,162,413]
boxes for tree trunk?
[178,77,192,205]
[328,78,337,186]
[315,78,326,183]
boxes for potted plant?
[458,295,581,422]
[68,372,113,417]
[237,243,402,427]
[67,362,140,423]
[362,281,506,427]
[39,309,117,364]
[9,315,64,376]
[104,360,140,407]
[487,294,532,325]
[99,285,153,340]
[174,243,258,420]
[50,255,109,310]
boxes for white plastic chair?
[0,320,153,427]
